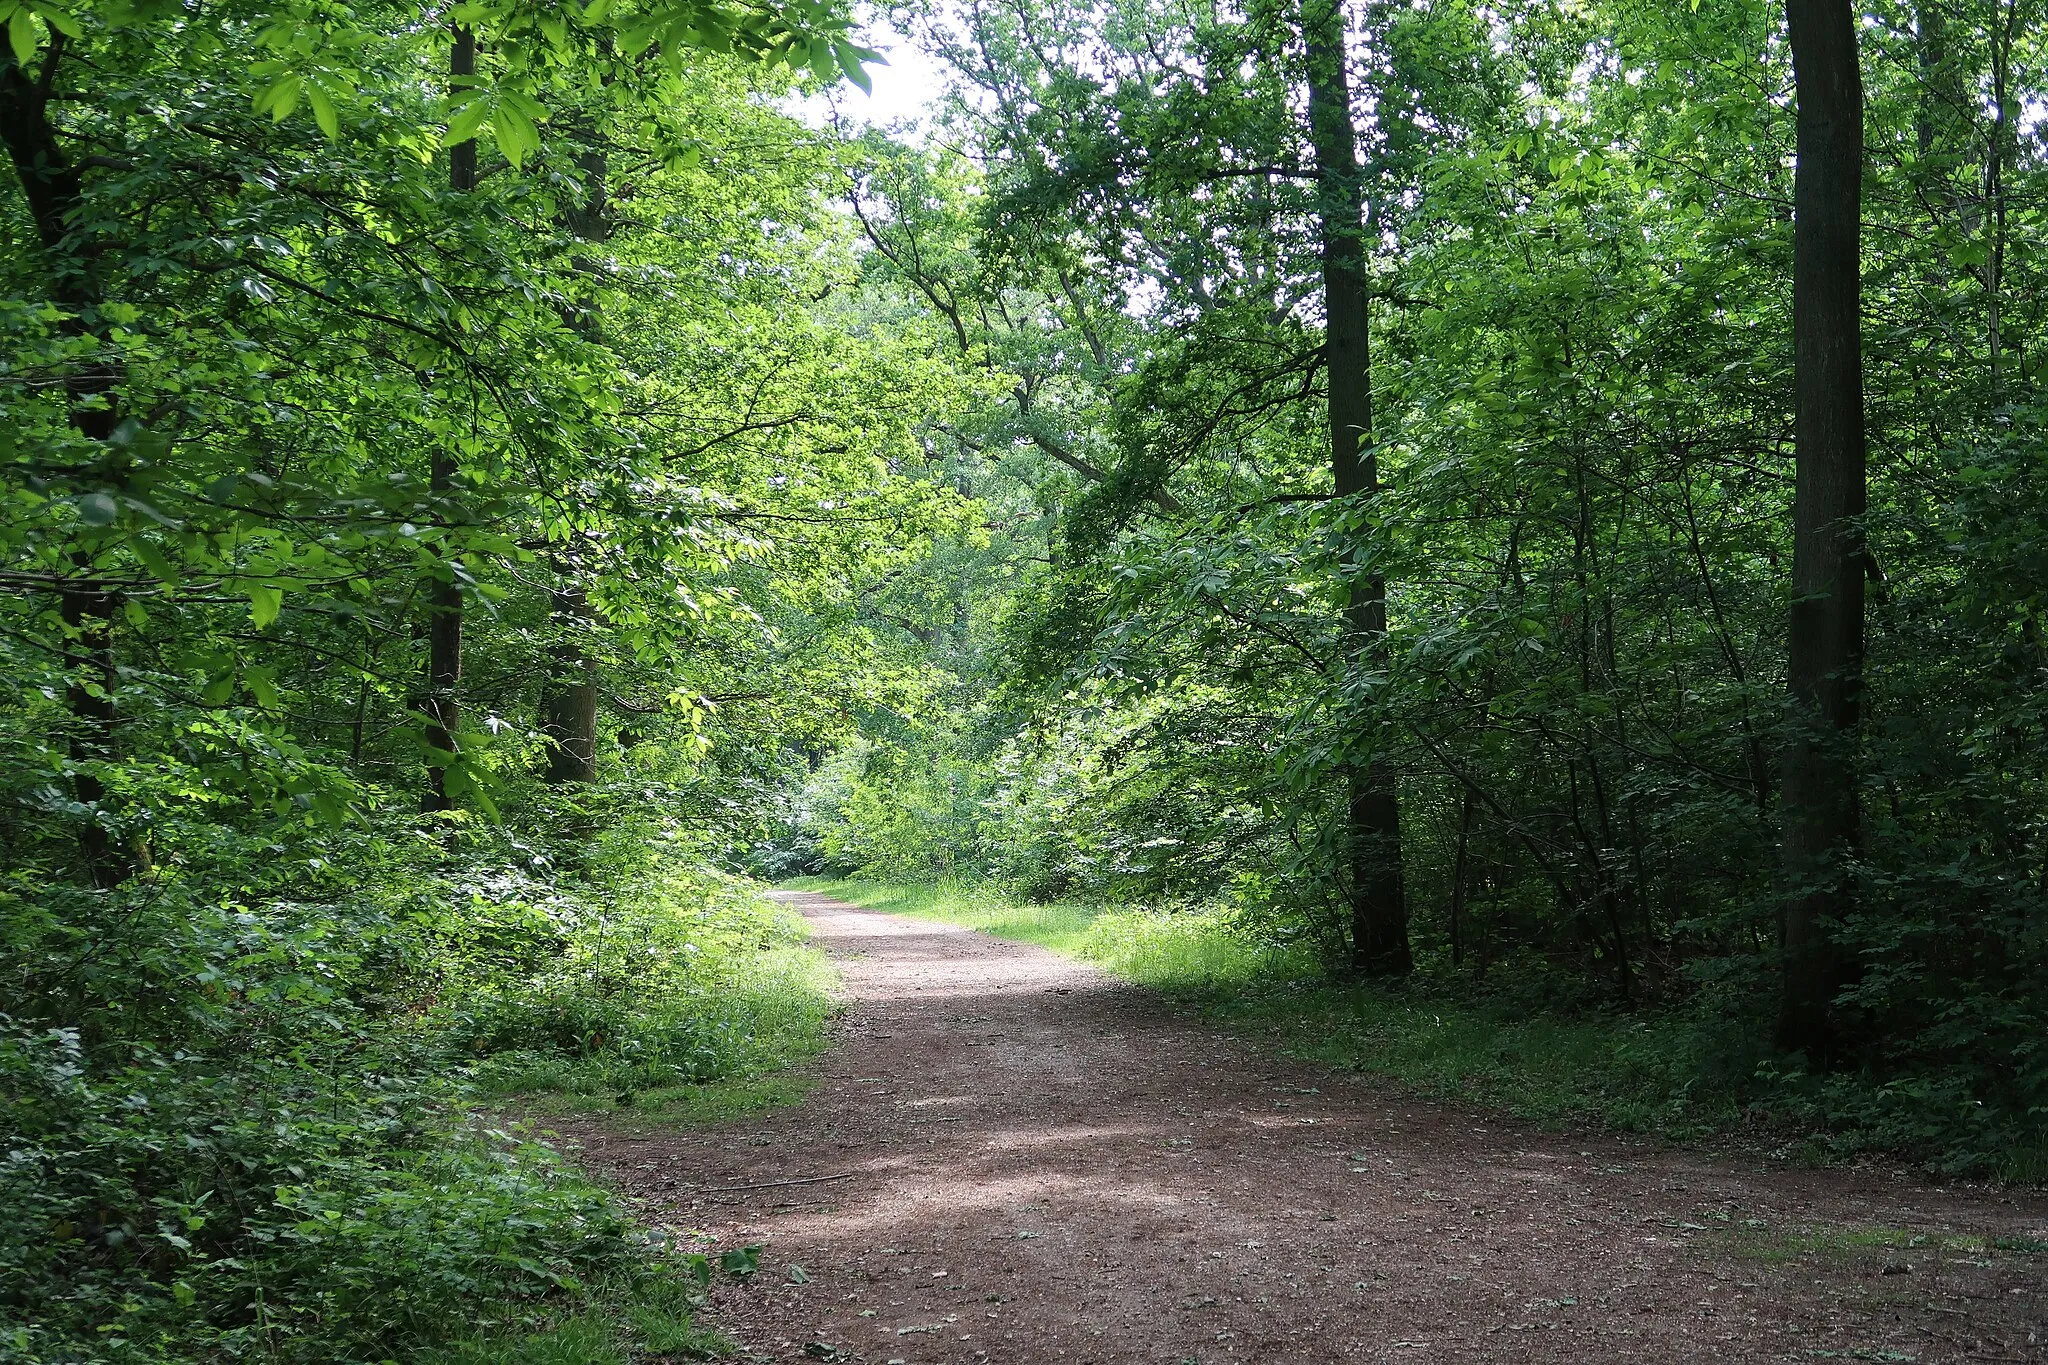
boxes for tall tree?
[421,24,477,814]
[1303,0,1409,975]
[540,116,610,786]
[1,34,134,885]
[1778,0,1866,1060]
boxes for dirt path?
[566,892,2048,1364]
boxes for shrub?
[0,811,831,1363]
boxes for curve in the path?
[565,892,2048,1365]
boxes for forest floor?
[558,891,2048,1364]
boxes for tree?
[1303,0,1409,975]
[1,19,133,884]
[0,0,880,843]
[539,99,612,787]
[1778,0,1866,1061]
[423,22,479,814]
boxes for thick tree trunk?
[2,42,133,885]
[423,26,477,813]
[1778,0,1866,1061]
[1303,0,1409,976]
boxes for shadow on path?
[562,891,2048,1364]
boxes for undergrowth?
[445,855,835,1114]
[3,803,833,1364]
[793,878,2048,1181]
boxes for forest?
[3,0,2046,1360]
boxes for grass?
[787,876,1317,990]
[437,885,841,1363]
[1719,1222,2048,1265]
[794,877,2048,1180]
[514,1067,821,1130]
[1216,983,1763,1140]
[423,1272,738,1364]
[789,877,1104,953]
[463,940,839,1119]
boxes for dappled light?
[567,894,2048,1364]
[11,0,2048,1359]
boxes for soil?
[560,891,2048,1364]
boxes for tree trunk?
[2,41,133,885]
[1985,2,2019,402]
[539,130,610,784]
[423,25,477,813]
[1303,0,1409,976]
[1913,2,1951,161]
[542,587,601,783]
[1449,784,1475,968]
[1778,0,1866,1061]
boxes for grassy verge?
[464,935,838,1125]
[788,876,1315,990]
[430,876,841,1361]
[792,878,1742,1131]
[789,877,2048,1180]
[785,878,1100,954]
[422,1265,740,1365]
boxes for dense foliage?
[0,0,973,1358]
[9,0,2048,1353]
[4,811,822,1362]
[791,0,2048,1175]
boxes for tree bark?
[1778,0,1866,1061]
[1449,784,1475,968]
[539,127,609,784]
[542,587,601,783]
[1303,0,1409,976]
[423,25,476,813]
[2,41,133,885]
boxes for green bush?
[1,809,831,1364]
[443,849,835,1104]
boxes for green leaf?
[498,88,549,122]
[29,1,79,39]
[836,42,875,94]
[76,491,118,526]
[8,8,38,65]
[464,770,500,820]
[807,40,836,83]
[306,83,339,139]
[246,667,281,711]
[255,74,303,122]
[447,95,491,147]
[248,584,283,629]
[495,101,540,168]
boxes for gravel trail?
[564,891,2048,1364]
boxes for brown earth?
[560,891,2048,1364]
